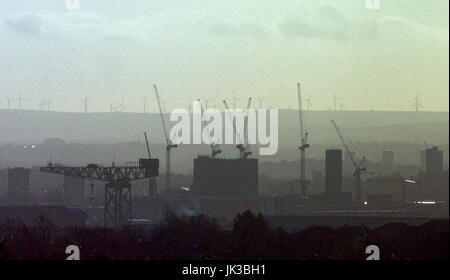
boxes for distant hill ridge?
[0,109,448,144]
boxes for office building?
[192,156,258,196]
[382,150,394,166]
[325,149,342,194]
[425,146,444,175]
[7,167,31,205]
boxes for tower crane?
[223,97,252,159]
[144,132,158,197]
[331,120,366,202]
[200,101,222,158]
[154,84,178,190]
[297,83,310,197]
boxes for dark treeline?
[0,211,448,260]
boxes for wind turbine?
[46,98,52,111]
[18,95,24,109]
[118,97,126,112]
[412,93,422,112]
[154,84,178,190]
[82,96,89,113]
[232,95,239,110]
[203,98,209,110]
[143,93,148,113]
[38,99,45,111]
[6,97,11,109]
[333,94,343,111]
[258,96,264,109]
[303,95,312,111]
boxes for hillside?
[1,109,448,145]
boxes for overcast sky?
[0,0,448,112]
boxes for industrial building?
[6,167,31,205]
[192,156,258,196]
[325,149,342,194]
[382,150,394,166]
[425,146,444,175]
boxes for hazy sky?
[0,0,448,112]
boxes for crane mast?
[297,83,310,197]
[144,132,158,197]
[222,98,252,159]
[144,132,152,158]
[154,84,177,190]
[330,120,366,202]
[200,100,222,158]
[242,97,252,158]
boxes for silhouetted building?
[420,149,427,170]
[366,194,394,210]
[425,146,444,175]
[6,167,30,204]
[325,149,342,194]
[147,178,157,197]
[192,156,258,196]
[382,150,394,166]
[63,176,85,206]
[312,170,324,193]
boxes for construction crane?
[144,132,158,197]
[297,83,310,197]
[40,158,159,227]
[200,101,222,158]
[154,84,178,190]
[222,97,252,159]
[331,120,366,202]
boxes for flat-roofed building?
[192,156,258,196]
[420,149,427,170]
[6,167,30,205]
[325,149,342,194]
[382,150,394,166]
[425,146,444,175]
